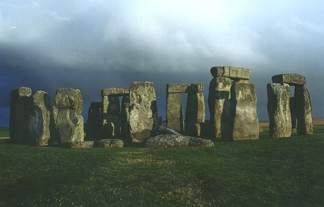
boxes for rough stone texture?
[230,82,259,140]
[290,97,297,130]
[12,96,33,144]
[272,73,306,85]
[96,139,124,148]
[86,102,102,138]
[208,77,232,138]
[104,96,121,137]
[166,92,184,132]
[54,88,83,115]
[185,92,205,134]
[294,85,313,135]
[167,83,204,93]
[101,88,129,97]
[158,126,182,135]
[267,83,292,138]
[143,134,214,148]
[210,66,252,80]
[129,82,159,142]
[29,91,53,146]
[188,122,210,137]
[10,87,32,143]
[121,95,130,137]
[70,141,94,148]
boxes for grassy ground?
[0,126,324,206]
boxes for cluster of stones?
[267,73,313,138]
[208,66,259,140]
[166,83,205,135]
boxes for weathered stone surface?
[188,122,210,137]
[96,139,124,148]
[166,92,184,132]
[101,88,129,96]
[167,83,204,93]
[70,141,94,148]
[208,77,232,138]
[86,102,102,138]
[10,87,32,143]
[230,82,259,140]
[210,66,252,80]
[267,83,292,138]
[121,95,130,137]
[290,97,297,130]
[272,73,306,85]
[29,91,53,146]
[294,85,313,135]
[185,92,205,134]
[129,82,159,142]
[105,96,121,137]
[143,134,214,147]
[54,88,83,115]
[158,126,182,135]
[53,108,84,144]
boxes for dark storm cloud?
[0,0,323,126]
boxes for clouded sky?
[1,0,323,126]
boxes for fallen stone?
[210,66,252,80]
[143,134,214,148]
[96,139,124,148]
[70,141,94,148]
[272,73,306,85]
[158,125,182,135]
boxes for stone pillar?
[86,102,101,138]
[295,85,313,135]
[53,88,84,145]
[208,77,232,138]
[230,81,259,140]
[166,87,184,132]
[185,87,205,134]
[267,83,292,138]
[29,91,53,146]
[106,95,121,137]
[121,95,130,137]
[129,82,159,142]
[10,87,32,144]
[290,97,297,130]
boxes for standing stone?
[208,77,232,138]
[29,91,53,146]
[121,95,130,137]
[106,96,121,137]
[230,82,259,140]
[294,85,313,135]
[129,82,159,142]
[267,83,292,138]
[185,90,205,134]
[13,96,33,144]
[54,88,84,145]
[166,92,184,133]
[86,102,102,138]
[290,97,297,130]
[10,87,32,143]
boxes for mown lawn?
[0,126,323,206]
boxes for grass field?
[0,125,324,206]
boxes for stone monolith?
[294,85,313,135]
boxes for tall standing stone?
[106,95,121,137]
[185,86,205,134]
[230,81,259,140]
[267,83,292,138]
[54,88,84,145]
[10,87,32,144]
[29,91,53,146]
[129,82,159,142]
[294,85,313,135]
[166,91,184,132]
[86,102,102,138]
[208,77,232,138]
[121,95,130,137]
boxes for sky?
[0,0,323,126]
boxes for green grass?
[0,127,9,137]
[0,126,324,206]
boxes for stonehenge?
[8,68,314,148]
[208,66,259,140]
[267,73,313,138]
[166,83,205,134]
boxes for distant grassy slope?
[0,126,323,206]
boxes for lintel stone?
[210,66,252,80]
[167,83,204,93]
[272,73,306,85]
[101,88,129,97]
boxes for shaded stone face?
[230,82,259,140]
[210,66,252,80]
[185,92,205,134]
[86,102,102,138]
[13,96,33,144]
[54,88,83,115]
[129,82,159,142]
[272,73,306,85]
[267,83,292,138]
[166,93,184,132]
[294,85,313,135]
[105,95,121,137]
[121,95,130,137]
